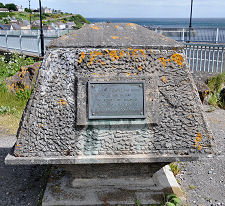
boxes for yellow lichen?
[158,57,167,68]
[90,25,100,30]
[171,54,183,67]
[126,72,130,76]
[78,52,85,64]
[162,76,166,83]
[112,36,119,40]
[138,66,143,71]
[109,50,119,61]
[115,25,119,29]
[58,99,67,106]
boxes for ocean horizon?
[87,18,225,28]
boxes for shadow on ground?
[0,136,48,206]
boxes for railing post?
[182,28,185,42]
[19,30,22,52]
[6,30,8,50]
[37,30,41,56]
[216,28,219,43]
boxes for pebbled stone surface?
[13,47,214,159]
[0,106,224,205]
[48,23,183,49]
[177,106,225,206]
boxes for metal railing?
[184,43,225,73]
[151,27,225,43]
[0,29,73,56]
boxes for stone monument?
[6,23,214,205]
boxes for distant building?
[66,22,76,29]
[43,7,53,14]
[53,9,62,14]
[17,20,31,30]
[16,5,25,12]
[0,8,9,13]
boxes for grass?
[0,52,36,136]
[169,162,182,177]
[207,73,225,109]
[188,185,196,190]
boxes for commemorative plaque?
[88,82,145,119]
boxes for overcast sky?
[1,0,225,18]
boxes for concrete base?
[42,164,185,206]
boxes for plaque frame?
[88,81,146,120]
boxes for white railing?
[184,43,225,73]
[148,27,225,43]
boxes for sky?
[1,0,225,18]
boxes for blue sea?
[87,18,225,28]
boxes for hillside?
[0,12,90,29]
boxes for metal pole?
[28,0,31,25]
[39,0,44,56]
[188,0,193,42]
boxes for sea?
[87,18,225,28]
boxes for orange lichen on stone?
[138,66,143,71]
[78,52,85,64]
[119,51,125,57]
[87,51,103,65]
[90,25,100,30]
[109,50,119,61]
[115,25,119,29]
[126,72,131,76]
[193,132,202,150]
[112,36,119,40]
[158,57,167,68]
[162,76,166,83]
[126,23,137,29]
[171,53,183,67]
[58,99,67,106]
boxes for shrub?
[207,73,225,108]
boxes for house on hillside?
[66,22,76,29]
[53,9,62,14]
[17,20,31,30]
[43,7,53,14]
[10,23,21,30]
[16,5,25,12]
[0,8,9,13]
[50,22,66,30]
[0,23,9,30]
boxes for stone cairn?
[6,23,214,205]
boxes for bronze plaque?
[88,82,145,119]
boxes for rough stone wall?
[14,48,214,157]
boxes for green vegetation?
[136,194,182,206]
[207,73,225,109]
[5,3,17,11]
[161,194,182,206]
[0,53,35,116]
[188,185,196,190]
[63,14,90,28]
[169,163,181,177]
[0,53,35,81]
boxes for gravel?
[0,105,224,206]
[177,106,225,206]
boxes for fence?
[184,43,225,73]
[152,27,225,43]
[0,29,73,56]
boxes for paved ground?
[0,106,224,206]
[177,106,225,206]
[0,136,49,206]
